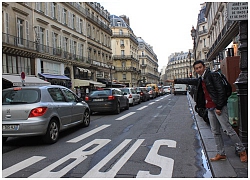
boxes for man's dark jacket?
[174,69,227,110]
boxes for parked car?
[158,86,164,96]
[120,87,141,106]
[146,84,159,97]
[147,86,156,99]
[135,87,150,102]
[2,85,90,144]
[163,86,171,94]
[85,88,129,114]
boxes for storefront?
[38,73,71,89]
[2,74,50,89]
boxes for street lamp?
[188,50,192,78]
[191,26,196,62]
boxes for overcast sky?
[100,0,204,70]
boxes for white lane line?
[157,105,162,108]
[67,124,111,143]
[3,156,46,178]
[148,102,155,105]
[137,106,147,110]
[83,139,144,178]
[115,112,135,121]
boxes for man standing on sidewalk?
[166,60,247,163]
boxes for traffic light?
[189,73,192,78]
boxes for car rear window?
[2,88,40,105]
[89,90,110,96]
[121,89,129,93]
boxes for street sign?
[21,72,25,86]
[227,2,248,21]
[21,72,25,80]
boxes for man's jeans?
[207,106,245,155]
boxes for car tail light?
[85,96,89,101]
[108,95,115,100]
[29,107,48,118]
[140,92,143,95]
[129,94,132,98]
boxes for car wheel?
[2,137,8,143]
[132,99,135,106]
[138,99,141,104]
[82,110,90,127]
[42,119,59,144]
[125,100,129,110]
[115,102,121,114]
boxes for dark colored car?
[135,87,150,102]
[2,85,90,144]
[85,88,129,114]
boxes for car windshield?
[2,89,39,105]
[121,89,129,93]
[89,90,110,96]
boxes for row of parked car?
[2,85,172,144]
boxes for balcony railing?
[2,33,89,64]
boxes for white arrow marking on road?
[83,139,144,178]
[29,139,111,178]
[67,124,111,143]
[137,139,176,178]
[137,106,147,110]
[115,112,135,120]
[3,156,46,178]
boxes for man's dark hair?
[193,60,205,68]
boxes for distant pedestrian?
[166,60,247,162]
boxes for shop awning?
[73,79,106,87]
[38,73,70,80]
[2,74,51,86]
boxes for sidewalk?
[187,93,248,178]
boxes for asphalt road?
[2,94,208,178]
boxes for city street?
[3,94,211,178]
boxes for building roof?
[109,15,134,32]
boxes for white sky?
[100,0,204,71]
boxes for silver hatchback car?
[2,85,90,144]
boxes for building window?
[51,2,56,19]
[45,2,49,16]
[121,50,124,56]
[119,29,123,35]
[62,8,67,24]
[120,39,124,46]
[17,18,24,45]
[123,74,126,80]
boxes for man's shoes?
[239,151,248,162]
[210,154,226,161]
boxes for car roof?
[3,85,68,91]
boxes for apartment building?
[204,2,240,66]
[165,51,194,82]
[2,2,112,94]
[194,3,212,70]
[109,15,141,87]
[137,37,159,86]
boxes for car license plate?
[3,125,19,130]
[93,99,104,102]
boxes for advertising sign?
[227,2,248,21]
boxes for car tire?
[42,119,59,144]
[115,102,121,114]
[2,137,8,143]
[81,110,90,127]
[138,99,141,104]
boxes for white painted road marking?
[137,139,176,178]
[115,112,135,120]
[157,105,162,108]
[3,156,46,178]
[83,139,144,178]
[148,102,155,105]
[67,124,111,143]
[137,106,147,110]
[29,139,111,178]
